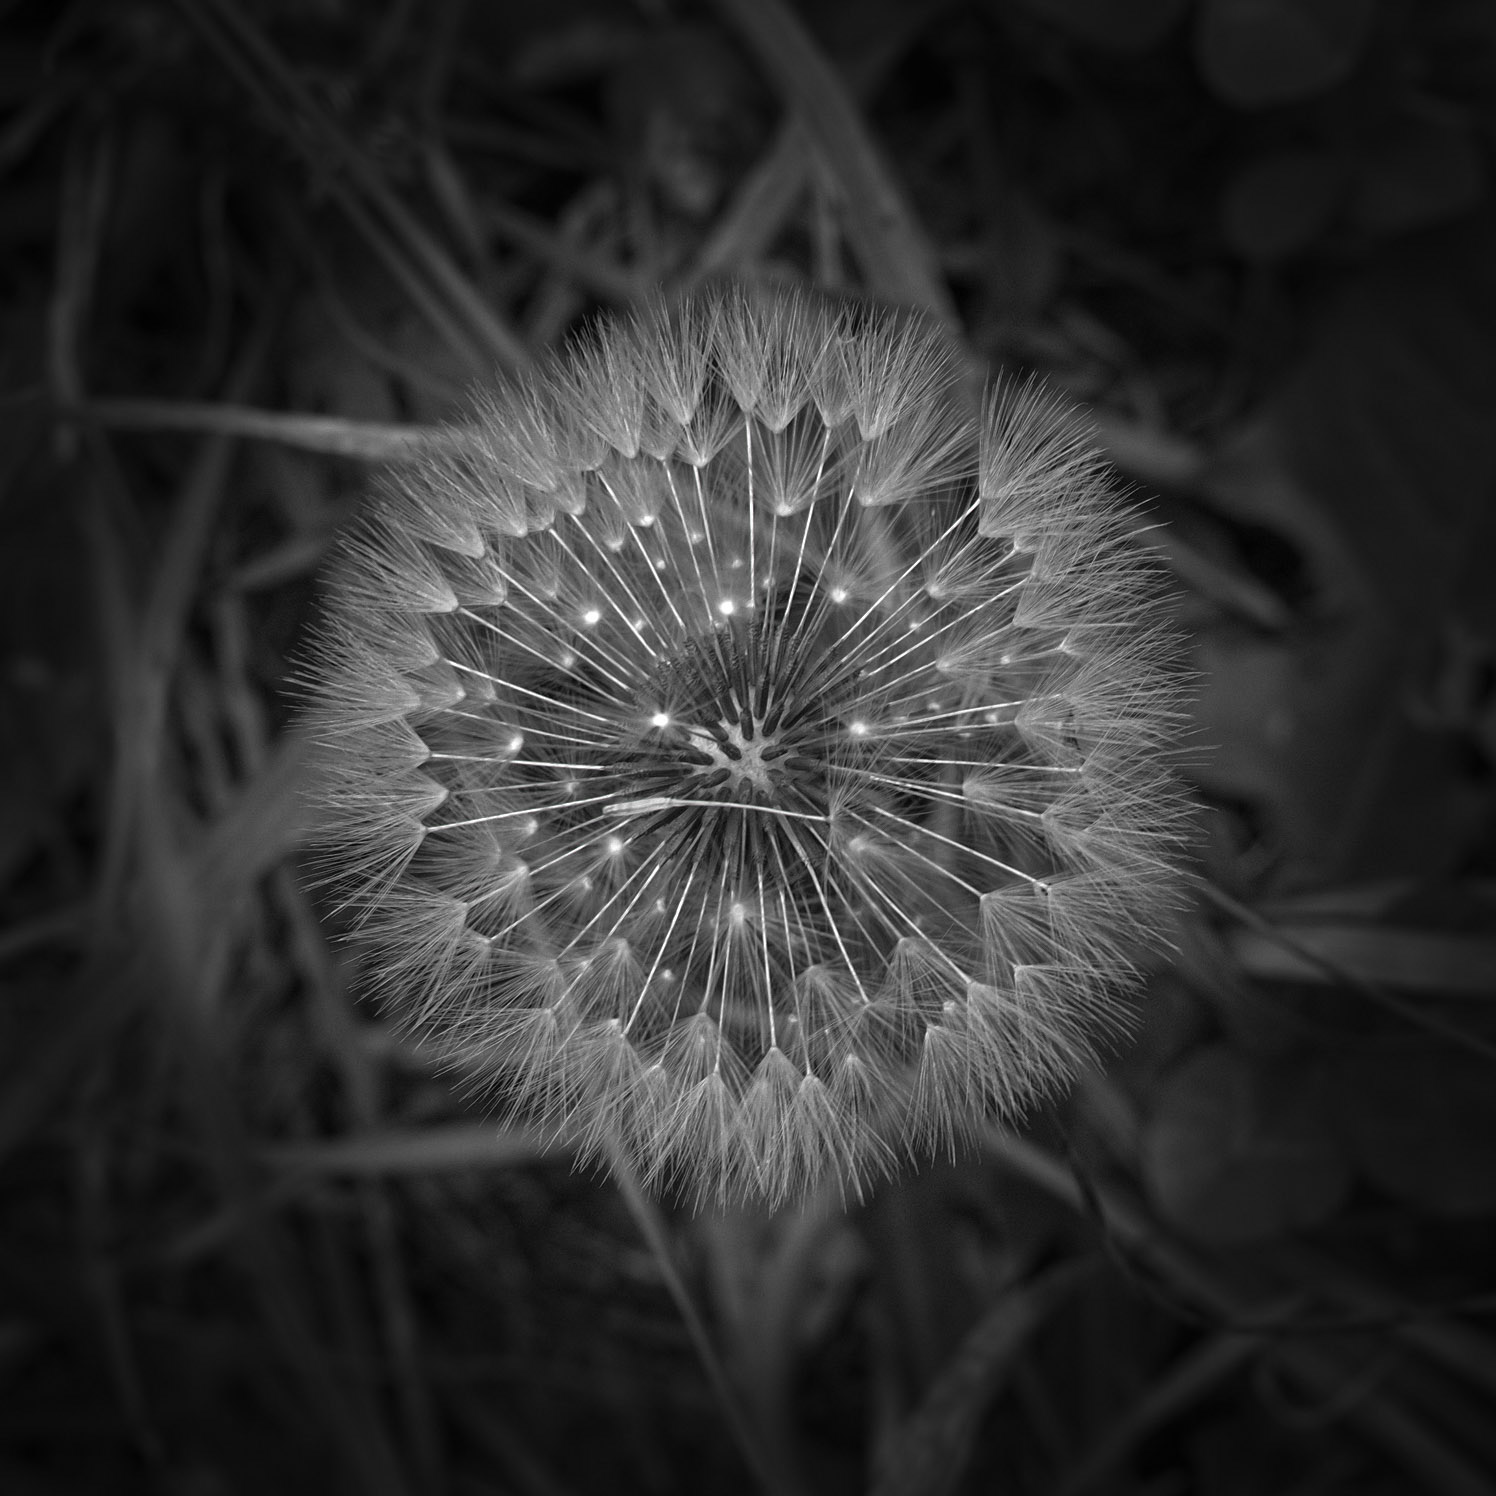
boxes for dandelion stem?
[603,1135,794,1495]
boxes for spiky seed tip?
[299,282,1193,1210]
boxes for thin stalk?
[604,1134,798,1496]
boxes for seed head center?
[689,719,782,795]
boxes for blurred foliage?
[1,0,1495,1492]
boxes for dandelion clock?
[302,283,1191,1208]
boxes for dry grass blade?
[0,905,85,964]
[1085,410,1207,493]
[710,0,955,323]
[76,1140,164,1463]
[685,118,810,287]
[485,196,642,305]
[1283,1247,1496,1406]
[444,1399,583,1496]
[181,1047,418,1496]
[112,310,277,837]
[871,1263,1083,1496]
[1199,881,1496,1063]
[986,1132,1496,1496]
[307,262,472,406]
[1231,923,1496,994]
[301,907,446,1495]
[1052,1329,1265,1496]
[79,398,453,461]
[0,965,125,1170]
[1271,1344,1496,1496]
[264,1123,552,1176]
[200,733,314,882]
[1149,524,1292,630]
[317,180,505,379]
[47,127,111,418]
[172,0,531,375]
[50,161,415,1481]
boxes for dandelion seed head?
[302,282,1191,1209]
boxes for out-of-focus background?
[3,1,1495,1492]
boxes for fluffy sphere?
[303,284,1189,1206]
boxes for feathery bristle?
[300,282,1191,1208]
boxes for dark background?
[2,1,1495,1492]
